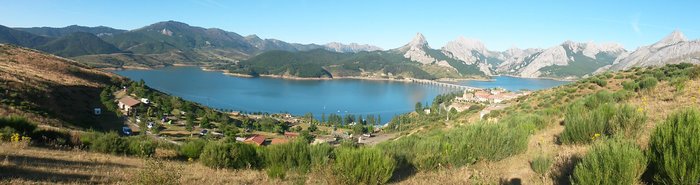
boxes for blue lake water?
[114,67,569,123]
[454,76,570,92]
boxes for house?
[270,138,289,145]
[244,135,266,146]
[284,131,299,138]
[118,96,141,115]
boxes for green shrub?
[263,140,311,178]
[200,142,260,169]
[561,102,647,144]
[89,132,128,154]
[590,77,607,87]
[669,76,689,92]
[530,155,552,175]
[309,143,333,168]
[333,147,396,185]
[0,127,16,141]
[647,108,700,185]
[572,139,647,185]
[637,76,658,91]
[126,136,157,157]
[179,139,207,159]
[560,103,611,144]
[607,104,647,138]
[0,115,36,135]
[621,81,639,91]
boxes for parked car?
[122,127,132,136]
[200,129,209,136]
[147,122,154,129]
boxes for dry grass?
[0,144,285,185]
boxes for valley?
[1,1,700,185]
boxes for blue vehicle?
[122,127,132,136]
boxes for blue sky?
[0,0,697,51]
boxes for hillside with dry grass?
[0,44,124,130]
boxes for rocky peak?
[652,30,687,48]
[406,32,429,49]
[443,36,487,54]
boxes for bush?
[607,104,647,138]
[200,142,260,169]
[309,143,333,168]
[179,139,208,159]
[637,76,658,91]
[590,77,607,87]
[89,132,128,154]
[560,103,611,144]
[572,139,647,185]
[263,140,311,178]
[333,147,395,185]
[647,108,700,185]
[0,115,37,135]
[126,137,157,157]
[621,81,639,91]
[560,100,646,144]
[530,155,552,175]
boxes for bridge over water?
[410,79,481,91]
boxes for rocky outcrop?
[395,33,438,65]
[608,31,700,71]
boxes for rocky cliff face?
[492,41,626,78]
[441,37,494,75]
[395,33,440,65]
[608,31,700,71]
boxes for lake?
[454,76,569,92]
[114,67,569,123]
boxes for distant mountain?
[244,34,322,52]
[494,41,626,78]
[393,33,485,77]
[38,32,122,57]
[0,25,52,48]
[606,31,700,71]
[323,42,382,53]
[15,25,126,37]
[225,48,439,79]
[441,37,500,75]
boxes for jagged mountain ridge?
[606,30,700,71]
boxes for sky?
[0,0,697,51]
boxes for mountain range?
[0,20,699,79]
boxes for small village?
[449,88,531,118]
[110,87,389,147]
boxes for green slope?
[38,32,123,57]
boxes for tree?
[415,102,423,114]
[185,114,195,132]
[299,130,314,143]
[321,113,326,125]
[308,123,318,133]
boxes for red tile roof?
[118,96,141,107]
[244,135,266,146]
